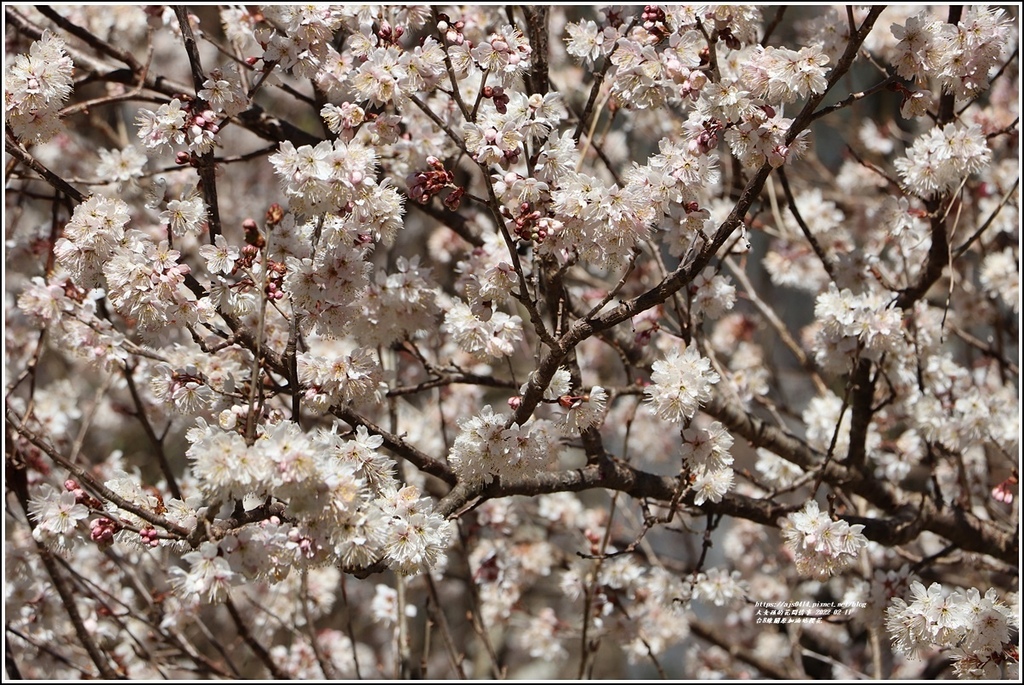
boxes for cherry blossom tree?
[4,4,1019,680]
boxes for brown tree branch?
[224,597,290,679]
[5,126,87,204]
[6,409,192,538]
[6,464,120,679]
[173,6,223,242]
[689,619,804,680]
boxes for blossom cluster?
[813,284,905,370]
[644,345,721,423]
[891,7,1011,100]
[779,500,868,580]
[4,31,73,142]
[52,195,199,332]
[447,406,556,484]
[269,138,404,236]
[681,420,735,505]
[886,582,1019,679]
[894,122,993,196]
[185,420,451,578]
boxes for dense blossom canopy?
[4,4,1019,680]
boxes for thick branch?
[522,7,550,96]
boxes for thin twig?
[431,6,472,122]
[424,573,468,679]
[776,168,839,284]
[338,575,363,679]
[952,176,1019,259]
[5,126,87,203]
[173,6,223,242]
[688,619,804,679]
[35,5,143,71]
[122,364,183,500]
[6,409,192,537]
[809,75,898,124]
[7,470,119,679]
[722,256,828,395]
[300,570,338,679]
[6,625,91,677]
[224,596,290,679]
[760,7,787,46]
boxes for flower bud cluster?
[407,156,463,209]
[471,25,532,85]
[376,19,404,46]
[89,517,122,546]
[137,97,223,156]
[435,13,465,45]
[482,85,510,114]
[722,108,809,169]
[641,5,668,36]
[64,479,101,509]
[321,102,366,136]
